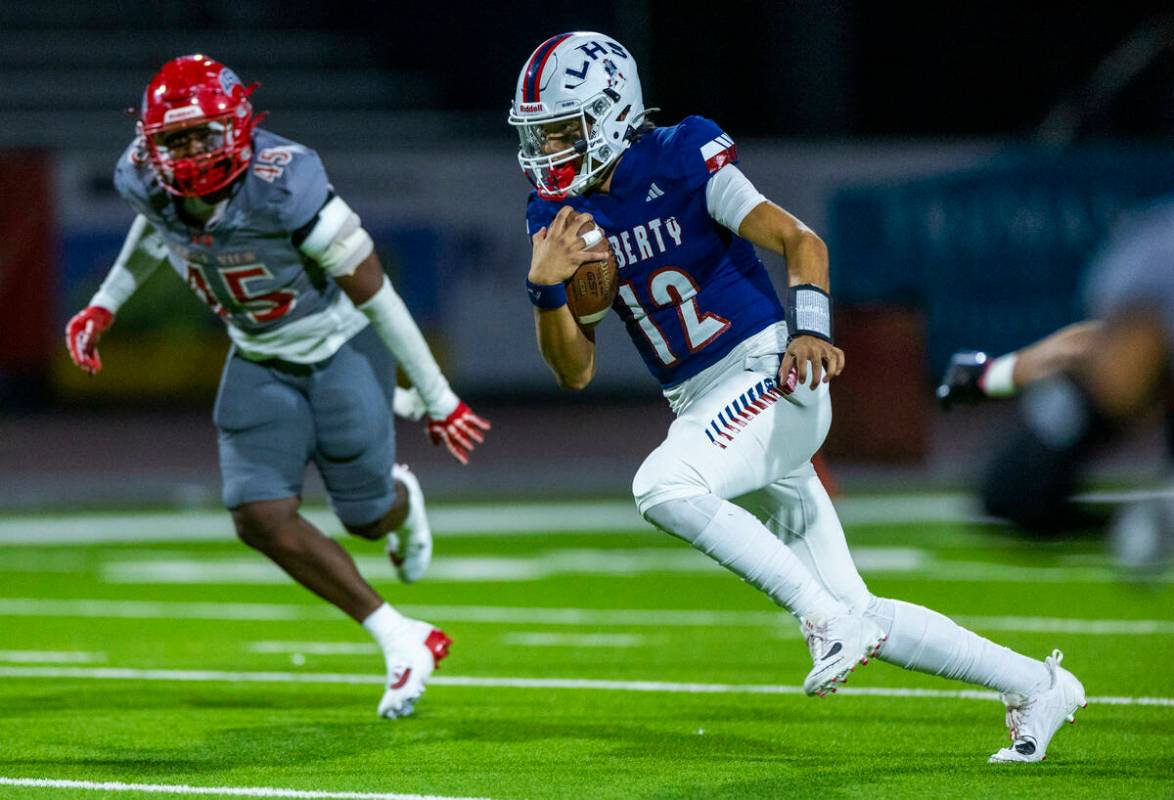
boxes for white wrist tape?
[90,215,168,313]
[358,276,459,418]
[705,164,767,233]
[979,353,1019,397]
[298,196,375,278]
[580,228,604,248]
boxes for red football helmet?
[138,54,265,197]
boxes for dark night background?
[1,0,1171,505]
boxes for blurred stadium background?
[1,4,1173,799]
[1,1,1172,506]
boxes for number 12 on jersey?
[618,267,730,366]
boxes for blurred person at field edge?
[978,200,1174,572]
[64,55,491,719]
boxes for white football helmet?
[508,32,647,200]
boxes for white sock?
[864,596,1049,696]
[645,494,848,621]
[361,603,409,667]
[979,353,1019,397]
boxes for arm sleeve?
[358,275,459,418]
[89,214,169,313]
[705,164,767,234]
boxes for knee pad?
[331,483,396,531]
[642,494,723,544]
[632,445,710,519]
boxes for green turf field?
[0,498,1171,799]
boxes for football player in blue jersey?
[64,55,491,719]
[510,32,1085,762]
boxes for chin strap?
[624,106,659,142]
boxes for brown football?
[565,219,618,327]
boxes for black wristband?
[786,284,833,343]
[526,278,568,310]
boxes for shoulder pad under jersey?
[653,115,739,190]
[245,129,333,233]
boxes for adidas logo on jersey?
[645,182,665,202]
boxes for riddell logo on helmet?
[517,102,545,113]
[163,105,204,125]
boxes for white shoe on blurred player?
[802,613,887,697]
[387,463,431,583]
[989,649,1086,763]
[377,618,452,719]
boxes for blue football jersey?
[526,116,785,387]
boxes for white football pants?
[635,354,1049,696]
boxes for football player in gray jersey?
[979,199,1174,571]
[64,55,491,719]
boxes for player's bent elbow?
[555,368,593,391]
[791,228,828,263]
[549,356,594,390]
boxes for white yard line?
[0,598,338,621]
[0,490,1161,546]
[250,635,646,653]
[500,632,646,648]
[0,665,1168,707]
[0,494,992,546]
[954,616,1174,635]
[94,550,1171,585]
[248,642,378,656]
[0,505,650,545]
[97,547,926,585]
[1,597,1172,635]
[0,650,105,664]
[0,777,489,800]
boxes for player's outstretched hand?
[426,401,491,465]
[780,335,844,391]
[528,206,603,286]
[65,306,115,375]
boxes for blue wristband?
[526,278,568,310]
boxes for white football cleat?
[989,649,1087,764]
[387,463,432,584]
[802,613,887,697]
[377,619,452,720]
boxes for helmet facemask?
[512,89,629,201]
[140,103,258,198]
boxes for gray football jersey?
[1087,200,1174,361]
[114,128,367,362]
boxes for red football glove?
[65,306,115,375]
[426,401,491,465]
